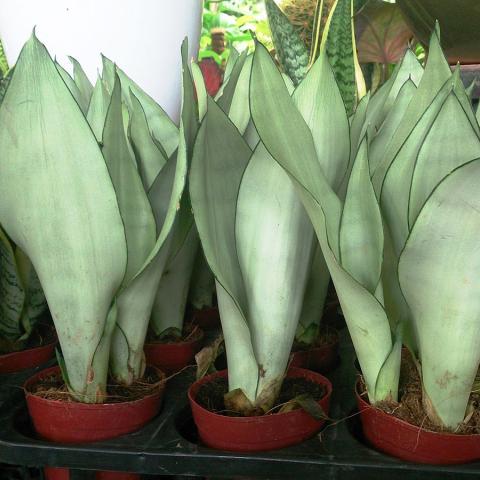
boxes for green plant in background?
[0,33,187,402]
[200,0,272,66]
[251,24,480,430]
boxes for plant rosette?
[144,326,205,375]
[355,376,480,464]
[25,366,166,480]
[0,326,57,374]
[188,367,332,452]
[290,327,339,373]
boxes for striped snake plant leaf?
[69,56,94,113]
[55,61,89,114]
[129,91,168,191]
[102,74,157,287]
[372,25,452,193]
[0,67,13,106]
[399,159,480,429]
[235,141,315,403]
[190,98,258,402]
[265,0,309,86]
[339,138,383,295]
[86,76,111,142]
[0,34,127,402]
[0,38,9,76]
[251,39,396,403]
[0,227,26,343]
[324,0,357,114]
[102,55,179,158]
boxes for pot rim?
[355,376,480,439]
[24,365,166,408]
[0,337,57,361]
[189,366,333,422]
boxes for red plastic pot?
[188,367,332,452]
[356,379,480,464]
[191,307,221,330]
[25,366,165,480]
[290,331,339,373]
[0,339,56,374]
[144,328,204,375]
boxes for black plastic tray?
[0,331,479,479]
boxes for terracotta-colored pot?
[356,379,480,464]
[0,339,56,374]
[144,328,204,375]
[191,307,221,330]
[188,367,332,452]
[25,366,165,480]
[290,330,339,373]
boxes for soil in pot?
[290,327,339,373]
[191,306,221,330]
[144,324,204,375]
[189,367,332,451]
[25,366,166,480]
[0,321,57,374]
[357,352,480,464]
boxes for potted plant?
[186,35,343,451]
[0,33,192,480]
[251,24,480,464]
[144,50,255,374]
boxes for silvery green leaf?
[102,55,179,157]
[293,47,350,192]
[0,34,127,401]
[129,91,168,190]
[372,27,452,193]
[340,138,383,294]
[86,76,111,142]
[102,74,157,286]
[399,159,480,428]
[235,141,314,397]
[69,56,94,112]
[55,60,88,113]
[250,42,342,257]
[408,92,480,227]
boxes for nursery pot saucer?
[25,366,166,480]
[191,306,221,330]
[355,378,480,464]
[188,367,332,452]
[144,327,205,375]
[0,335,57,374]
[290,328,339,373]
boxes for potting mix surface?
[195,376,326,416]
[26,367,164,404]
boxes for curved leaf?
[0,34,127,401]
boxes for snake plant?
[251,25,480,430]
[0,33,187,402]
